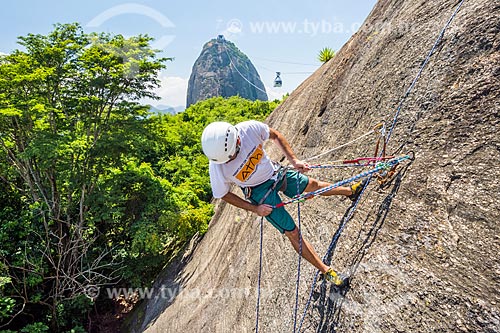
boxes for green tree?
[0,23,168,329]
[318,47,336,63]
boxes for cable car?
[273,72,282,87]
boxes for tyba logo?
[236,145,264,182]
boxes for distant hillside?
[186,36,268,107]
[149,105,185,115]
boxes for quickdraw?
[376,151,415,186]
[371,122,412,186]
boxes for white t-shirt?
[209,120,278,198]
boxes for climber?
[201,120,367,287]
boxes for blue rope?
[297,176,370,332]
[386,0,466,143]
[293,170,303,332]
[297,0,466,330]
[255,216,264,333]
[275,156,409,208]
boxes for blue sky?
[0,0,377,108]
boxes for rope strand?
[385,0,466,143]
[255,217,264,333]
[293,171,303,332]
[304,127,378,162]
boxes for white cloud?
[0,51,7,56]
[143,73,188,108]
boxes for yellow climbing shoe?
[324,267,348,287]
[349,178,369,202]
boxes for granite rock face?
[128,1,499,332]
[186,38,268,107]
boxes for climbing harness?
[243,165,289,204]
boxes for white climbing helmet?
[201,122,239,164]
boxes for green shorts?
[247,169,309,234]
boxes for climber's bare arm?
[221,192,272,216]
[269,128,310,172]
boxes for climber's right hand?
[255,204,273,217]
